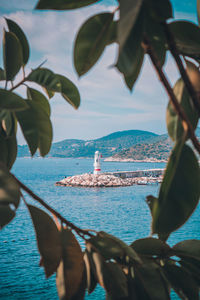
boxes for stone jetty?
[55,171,163,188]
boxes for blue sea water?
[0,158,200,299]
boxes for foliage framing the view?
[1,0,200,299]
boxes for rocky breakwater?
[55,173,162,187]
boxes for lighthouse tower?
[93,151,101,174]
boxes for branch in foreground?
[142,36,200,155]
[162,22,200,117]
[13,174,94,239]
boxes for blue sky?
[0,0,198,143]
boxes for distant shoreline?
[104,157,167,163]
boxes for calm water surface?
[0,158,200,299]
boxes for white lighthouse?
[93,151,101,174]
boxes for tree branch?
[162,21,200,117]
[13,174,95,239]
[142,36,200,154]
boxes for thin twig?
[142,36,200,154]
[10,77,27,92]
[162,21,200,116]
[13,174,95,239]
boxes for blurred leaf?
[198,0,200,25]
[56,74,80,109]
[0,132,17,170]
[74,13,114,77]
[16,100,53,156]
[131,237,171,257]
[145,15,166,67]
[135,262,170,300]
[43,87,55,99]
[124,49,144,90]
[173,240,200,261]
[0,89,28,111]
[107,21,117,45]
[84,250,97,294]
[0,111,17,139]
[118,0,143,52]
[5,18,29,65]
[28,205,62,277]
[56,228,85,300]
[3,30,23,80]
[27,87,51,116]
[169,21,200,60]
[180,257,200,284]
[36,0,99,10]
[166,78,198,141]
[89,231,142,264]
[0,68,5,81]
[27,68,61,92]
[144,0,172,21]
[163,262,199,299]
[89,250,128,298]
[185,59,200,92]
[152,143,200,237]
[116,7,144,88]
[0,164,20,228]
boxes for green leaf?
[131,237,171,257]
[152,143,200,236]
[28,205,62,278]
[180,257,200,284]
[74,13,114,77]
[88,231,142,264]
[5,18,30,65]
[169,21,200,60]
[116,7,144,80]
[107,21,117,45]
[16,100,53,156]
[3,30,23,80]
[0,68,5,81]
[118,0,143,52]
[27,68,61,92]
[27,87,51,116]
[0,164,20,228]
[144,0,172,22]
[145,15,166,67]
[84,250,97,294]
[56,74,80,109]
[43,87,55,99]
[135,262,170,300]
[124,49,144,90]
[0,111,16,137]
[166,79,198,141]
[56,228,86,300]
[173,240,200,261]
[36,0,99,10]
[0,132,17,170]
[0,89,28,111]
[163,263,199,299]
[88,248,128,299]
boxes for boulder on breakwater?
[55,173,163,187]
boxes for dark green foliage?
[167,79,198,141]
[36,0,100,10]
[0,164,20,228]
[3,30,23,80]
[5,18,30,65]
[152,143,200,237]
[74,13,114,76]
[27,68,61,92]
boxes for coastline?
[104,157,167,163]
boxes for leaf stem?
[13,174,94,239]
[9,77,27,92]
[162,21,200,117]
[142,36,200,154]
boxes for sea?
[0,158,200,300]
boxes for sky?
[0,0,198,143]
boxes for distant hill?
[105,128,200,162]
[18,130,158,158]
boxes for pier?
[105,169,164,179]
